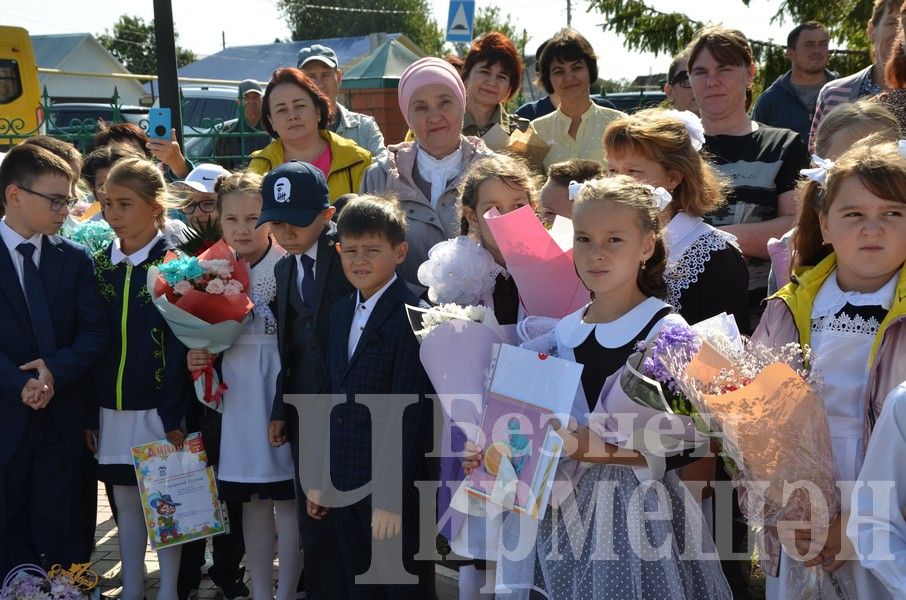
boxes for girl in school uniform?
[87,157,188,600]
[603,108,749,333]
[457,154,539,324]
[467,176,731,599]
[755,141,906,598]
[424,155,539,598]
[185,171,301,600]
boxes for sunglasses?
[670,71,692,88]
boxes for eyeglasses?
[181,200,217,215]
[670,71,692,88]
[17,186,78,212]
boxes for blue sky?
[1,0,804,80]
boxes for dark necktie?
[16,242,56,356]
[299,254,316,309]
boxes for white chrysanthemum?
[417,236,503,305]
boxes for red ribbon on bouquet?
[191,354,228,410]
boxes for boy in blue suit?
[314,195,436,598]
[0,144,108,575]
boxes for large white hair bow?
[800,155,834,187]
[664,109,705,151]
[646,185,673,211]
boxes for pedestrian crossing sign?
[446,0,475,42]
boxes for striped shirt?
[808,65,879,152]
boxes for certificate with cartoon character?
[132,433,226,549]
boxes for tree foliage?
[98,15,196,75]
[587,0,871,90]
[452,6,520,56]
[278,0,446,56]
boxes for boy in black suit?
[0,144,107,575]
[313,195,435,599]
[261,161,354,600]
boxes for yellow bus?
[0,26,43,147]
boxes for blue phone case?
[148,108,172,140]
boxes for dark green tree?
[452,6,519,56]
[98,15,196,75]
[587,0,871,91]
[278,0,446,56]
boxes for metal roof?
[31,33,90,68]
[176,32,420,84]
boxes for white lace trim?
[811,311,882,339]
[664,230,736,311]
[249,244,284,335]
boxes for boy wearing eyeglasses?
[0,143,108,576]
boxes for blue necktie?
[16,242,56,356]
[299,254,316,310]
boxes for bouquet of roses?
[650,321,853,599]
[1,563,100,600]
[147,239,254,411]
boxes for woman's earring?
[640,260,647,271]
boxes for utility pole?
[567,0,571,26]
[222,31,226,50]
[153,0,183,148]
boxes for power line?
[302,4,417,14]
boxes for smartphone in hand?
[147,108,172,140]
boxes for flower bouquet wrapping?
[406,301,517,545]
[483,205,589,318]
[147,240,254,411]
[1,563,100,600]
[650,319,855,599]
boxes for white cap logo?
[273,177,291,203]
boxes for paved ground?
[89,483,459,599]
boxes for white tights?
[242,496,302,600]
[112,485,181,600]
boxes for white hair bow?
[898,139,906,158]
[664,109,705,151]
[800,154,834,187]
[568,180,586,201]
[646,186,673,211]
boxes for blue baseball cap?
[258,161,330,228]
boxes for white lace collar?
[664,211,734,268]
[111,232,164,266]
[812,270,897,319]
[415,143,463,208]
[556,296,671,349]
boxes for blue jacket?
[752,69,837,146]
[0,235,108,464]
[89,238,187,431]
[325,277,434,511]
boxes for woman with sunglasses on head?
[663,51,698,114]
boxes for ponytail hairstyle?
[793,102,901,269]
[573,175,668,299]
[214,170,263,215]
[458,155,540,236]
[104,157,175,229]
[603,108,729,218]
[794,140,906,268]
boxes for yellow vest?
[248,130,372,202]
